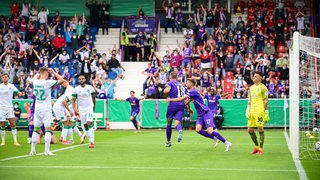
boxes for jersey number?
[35,89,45,101]
[177,85,186,97]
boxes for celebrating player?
[204,89,232,147]
[0,73,21,146]
[166,78,232,151]
[246,71,269,155]
[72,75,96,148]
[54,79,84,144]
[115,91,145,133]
[30,67,65,156]
[163,72,186,147]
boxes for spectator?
[13,102,21,124]
[120,26,129,61]
[263,42,275,56]
[175,8,183,33]
[194,17,207,46]
[267,80,277,98]
[107,54,125,79]
[37,6,49,30]
[141,63,156,95]
[52,32,66,54]
[296,11,306,34]
[9,0,20,16]
[277,80,289,98]
[279,64,289,81]
[162,0,175,33]
[135,31,146,61]
[232,73,247,98]
[146,76,157,99]
[168,46,182,70]
[275,53,288,73]
[85,0,101,28]
[75,13,85,39]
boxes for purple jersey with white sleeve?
[187,88,209,117]
[126,97,140,113]
[205,94,220,114]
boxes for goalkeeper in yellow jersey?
[246,71,270,155]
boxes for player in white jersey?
[30,67,65,156]
[55,79,84,144]
[72,75,96,148]
[0,73,21,146]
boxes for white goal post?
[289,32,320,160]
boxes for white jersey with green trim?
[0,83,19,109]
[54,93,73,109]
[33,79,57,111]
[73,85,95,111]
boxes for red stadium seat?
[277,45,286,53]
[226,46,235,54]
[247,0,256,7]
[226,71,234,79]
[223,79,234,99]
[284,0,294,8]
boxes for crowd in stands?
[140,0,312,99]
[0,0,314,101]
[0,0,123,100]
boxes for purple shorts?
[166,105,185,121]
[196,111,216,128]
[131,110,139,119]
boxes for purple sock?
[175,125,182,132]
[132,119,138,130]
[212,131,226,143]
[28,125,34,138]
[197,129,212,139]
[166,125,172,142]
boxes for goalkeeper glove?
[245,107,250,119]
[264,110,270,122]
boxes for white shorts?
[0,108,15,121]
[79,110,94,125]
[53,107,67,122]
[34,110,53,128]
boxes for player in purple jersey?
[115,91,145,133]
[166,78,232,151]
[204,89,232,147]
[163,72,187,147]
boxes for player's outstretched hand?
[48,68,54,73]
[264,110,270,122]
[165,98,171,103]
[245,107,250,119]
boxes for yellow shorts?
[247,113,264,128]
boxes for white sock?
[1,128,5,142]
[62,127,68,141]
[11,127,17,143]
[68,128,73,141]
[73,126,82,137]
[31,131,38,153]
[44,131,52,153]
[88,127,94,143]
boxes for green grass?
[0,129,319,180]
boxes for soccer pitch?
[0,129,319,180]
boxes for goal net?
[289,32,320,160]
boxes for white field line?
[284,132,308,180]
[0,144,86,162]
[0,165,297,172]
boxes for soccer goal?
[288,32,320,160]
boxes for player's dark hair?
[187,78,197,86]
[255,71,263,78]
[130,90,135,94]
